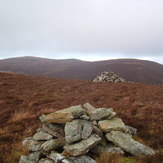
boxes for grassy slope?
[0,72,163,163]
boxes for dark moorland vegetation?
[0,72,163,163]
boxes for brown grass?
[0,72,163,163]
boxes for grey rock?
[82,120,93,139]
[22,137,33,147]
[64,134,102,156]
[19,155,36,163]
[48,151,66,163]
[33,131,53,141]
[42,123,64,137]
[125,125,137,135]
[40,105,84,124]
[65,120,82,144]
[91,144,124,155]
[106,131,156,156]
[98,118,126,132]
[70,156,96,163]
[89,108,116,121]
[28,151,42,161]
[62,159,74,163]
[38,158,54,163]
[28,140,43,152]
[83,102,96,114]
[80,114,90,120]
[41,137,65,153]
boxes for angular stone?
[82,121,93,139]
[40,105,84,124]
[27,140,43,152]
[65,120,83,144]
[83,102,96,114]
[91,144,124,155]
[125,125,137,135]
[98,118,126,132]
[93,126,103,137]
[106,131,155,156]
[28,151,42,161]
[38,158,54,163]
[19,155,35,163]
[63,134,102,156]
[70,156,96,163]
[22,137,33,147]
[42,123,64,137]
[41,137,65,153]
[48,151,66,163]
[80,114,90,120]
[89,108,116,121]
[33,131,53,141]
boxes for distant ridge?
[0,56,163,85]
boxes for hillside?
[0,72,163,163]
[0,56,163,85]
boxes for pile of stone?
[93,71,125,83]
[20,103,155,163]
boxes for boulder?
[105,131,155,156]
[91,144,124,155]
[39,105,84,124]
[38,158,54,163]
[81,120,93,139]
[42,123,64,137]
[33,131,53,141]
[65,120,83,144]
[89,108,116,121]
[69,156,96,163]
[98,118,126,132]
[41,137,65,153]
[63,134,102,156]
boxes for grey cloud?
[0,0,163,62]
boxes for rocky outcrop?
[93,71,125,83]
[19,103,155,163]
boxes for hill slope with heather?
[0,72,163,163]
[0,56,163,85]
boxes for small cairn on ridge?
[20,103,155,163]
[93,71,125,83]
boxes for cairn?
[93,71,125,83]
[20,103,155,163]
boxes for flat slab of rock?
[69,156,96,163]
[98,118,126,132]
[83,102,96,114]
[42,123,64,137]
[63,134,101,156]
[28,151,42,161]
[40,105,84,124]
[89,108,116,121]
[106,131,155,156]
[65,120,83,144]
[33,131,53,141]
[41,137,65,153]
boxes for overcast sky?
[0,0,163,64]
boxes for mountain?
[0,72,162,163]
[0,56,163,85]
